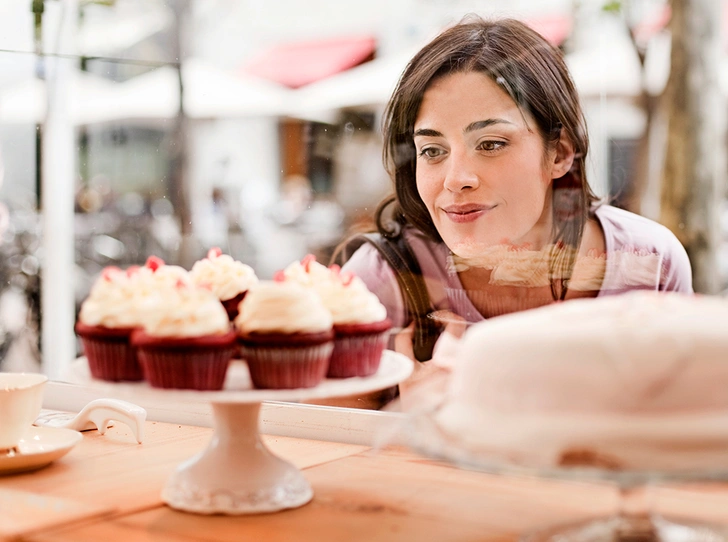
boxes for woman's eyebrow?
[413,128,442,138]
[413,118,516,138]
[464,118,514,133]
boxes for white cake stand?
[404,411,728,541]
[69,351,413,515]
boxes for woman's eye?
[478,140,505,152]
[418,147,444,159]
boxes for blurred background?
[0,0,725,376]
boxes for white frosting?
[134,265,193,294]
[283,257,387,325]
[487,249,550,287]
[282,258,332,287]
[235,281,333,334]
[314,276,387,325]
[453,245,662,293]
[190,253,258,301]
[452,244,568,288]
[450,244,525,272]
[137,285,231,338]
[435,292,728,469]
[609,248,662,289]
[568,249,607,291]
[79,268,144,329]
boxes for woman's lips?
[441,204,496,223]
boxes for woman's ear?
[550,134,576,180]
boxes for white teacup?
[0,372,48,450]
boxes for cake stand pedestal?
[69,351,413,515]
[162,402,312,514]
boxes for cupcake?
[234,281,333,389]
[135,256,194,291]
[190,247,258,321]
[76,266,144,381]
[281,254,332,287]
[282,256,392,378]
[131,283,235,390]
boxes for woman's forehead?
[414,71,531,132]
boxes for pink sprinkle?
[145,255,164,271]
[329,264,341,275]
[340,271,355,286]
[273,270,286,282]
[301,254,316,272]
[126,265,140,277]
[102,266,122,281]
[208,247,222,259]
[175,278,188,289]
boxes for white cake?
[435,291,728,471]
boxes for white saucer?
[0,426,82,476]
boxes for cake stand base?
[161,402,313,514]
[523,515,728,542]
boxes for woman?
[338,16,693,370]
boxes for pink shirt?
[342,205,693,329]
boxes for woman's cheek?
[416,176,437,216]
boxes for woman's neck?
[454,217,606,318]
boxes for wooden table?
[3,417,728,541]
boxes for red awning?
[632,5,671,45]
[244,36,376,89]
[525,15,573,47]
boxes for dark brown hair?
[377,16,599,299]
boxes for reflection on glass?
[0,1,723,403]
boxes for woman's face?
[413,71,569,257]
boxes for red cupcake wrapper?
[132,330,236,390]
[328,320,391,378]
[221,292,247,321]
[75,322,143,382]
[131,330,236,349]
[237,330,334,347]
[333,319,392,337]
[238,339,333,389]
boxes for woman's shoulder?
[402,226,449,257]
[595,203,666,229]
[341,227,449,277]
[595,204,684,250]
[594,204,693,293]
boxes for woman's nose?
[442,150,480,192]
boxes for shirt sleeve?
[660,236,694,293]
[341,243,408,329]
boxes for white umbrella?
[0,59,295,125]
[185,59,296,118]
[0,72,121,125]
[112,58,295,121]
